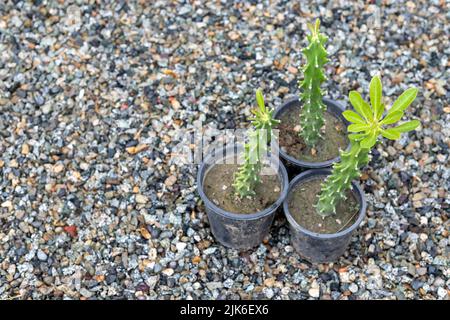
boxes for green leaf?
[348,133,366,142]
[381,129,400,140]
[370,75,383,119]
[388,87,418,115]
[342,110,366,124]
[360,134,377,149]
[362,100,373,119]
[315,18,320,33]
[381,111,404,125]
[348,123,369,133]
[349,91,373,121]
[255,89,265,112]
[392,120,420,133]
[376,103,385,120]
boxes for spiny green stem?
[299,19,328,147]
[233,89,279,198]
[232,130,265,197]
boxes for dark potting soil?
[277,106,348,162]
[203,163,281,214]
[288,177,359,234]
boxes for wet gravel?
[0,1,449,300]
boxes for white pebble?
[349,283,358,293]
[176,242,187,252]
[308,287,320,298]
[437,287,448,298]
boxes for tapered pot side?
[283,169,367,263]
[197,145,289,249]
[274,97,351,175]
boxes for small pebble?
[308,287,320,298]
[37,250,48,261]
[162,268,174,277]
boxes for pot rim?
[197,145,289,221]
[274,96,351,168]
[283,168,367,239]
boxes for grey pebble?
[37,250,48,262]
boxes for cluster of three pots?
[196,19,419,263]
[196,101,360,263]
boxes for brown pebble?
[288,66,298,74]
[21,143,30,155]
[165,175,177,187]
[126,144,148,155]
[391,72,405,84]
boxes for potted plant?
[274,19,350,172]
[197,89,289,249]
[283,75,420,263]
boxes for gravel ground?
[0,1,449,300]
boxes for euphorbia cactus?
[233,89,279,197]
[316,75,420,216]
[298,19,328,147]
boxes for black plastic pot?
[283,169,366,263]
[274,96,350,175]
[197,145,289,250]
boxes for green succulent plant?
[233,89,280,198]
[316,75,420,216]
[252,89,280,140]
[298,18,328,147]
